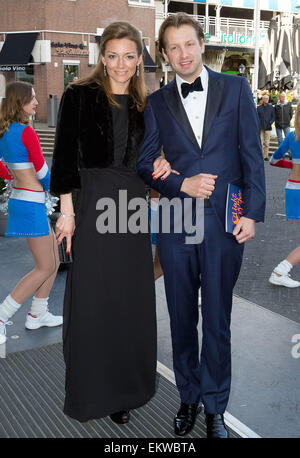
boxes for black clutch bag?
[50,212,73,265]
[58,237,73,264]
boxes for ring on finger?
[163,164,169,171]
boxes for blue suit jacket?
[137,66,266,229]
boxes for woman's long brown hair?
[0,81,33,138]
[70,21,147,112]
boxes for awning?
[0,32,38,65]
[143,43,157,73]
[95,36,157,72]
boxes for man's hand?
[233,216,255,244]
[180,173,218,198]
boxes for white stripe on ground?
[157,358,261,438]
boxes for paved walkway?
[0,238,299,437]
[0,162,299,438]
[235,163,300,323]
[156,279,300,439]
[1,341,243,439]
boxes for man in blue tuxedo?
[137,13,265,438]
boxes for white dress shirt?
[176,66,209,148]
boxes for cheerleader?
[0,82,62,345]
[269,101,300,288]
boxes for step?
[35,128,56,134]
[40,138,54,144]
[36,132,55,139]
[37,135,55,141]
[38,132,55,137]
[37,135,55,140]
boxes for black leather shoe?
[174,402,202,436]
[110,410,130,424]
[205,413,229,438]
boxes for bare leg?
[10,222,59,304]
[270,246,300,287]
[286,245,300,267]
[154,246,163,281]
[149,189,162,281]
[34,222,60,298]
[274,245,300,277]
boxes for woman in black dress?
[50,22,172,423]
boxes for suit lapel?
[162,68,226,151]
[162,79,200,150]
[201,67,225,148]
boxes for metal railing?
[156,12,270,40]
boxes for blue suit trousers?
[157,206,244,414]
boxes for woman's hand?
[152,157,180,181]
[55,215,75,254]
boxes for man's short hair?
[158,12,205,54]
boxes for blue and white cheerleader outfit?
[0,122,51,236]
[270,131,300,219]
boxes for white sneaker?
[0,320,13,344]
[269,272,300,288]
[25,311,63,330]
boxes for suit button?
[200,154,204,159]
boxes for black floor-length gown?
[62,95,157,422]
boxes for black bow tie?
[181,76,203,99]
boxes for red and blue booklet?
[225,183,244,233]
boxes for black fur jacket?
[50,83,145,195]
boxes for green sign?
[204,30,266,46]
[221,31,255,45]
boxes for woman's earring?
[104,65,107,76]
[136,65,140,77]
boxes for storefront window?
[129,0,154,5]
[15,55,34,84]
[63,64,79,88]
